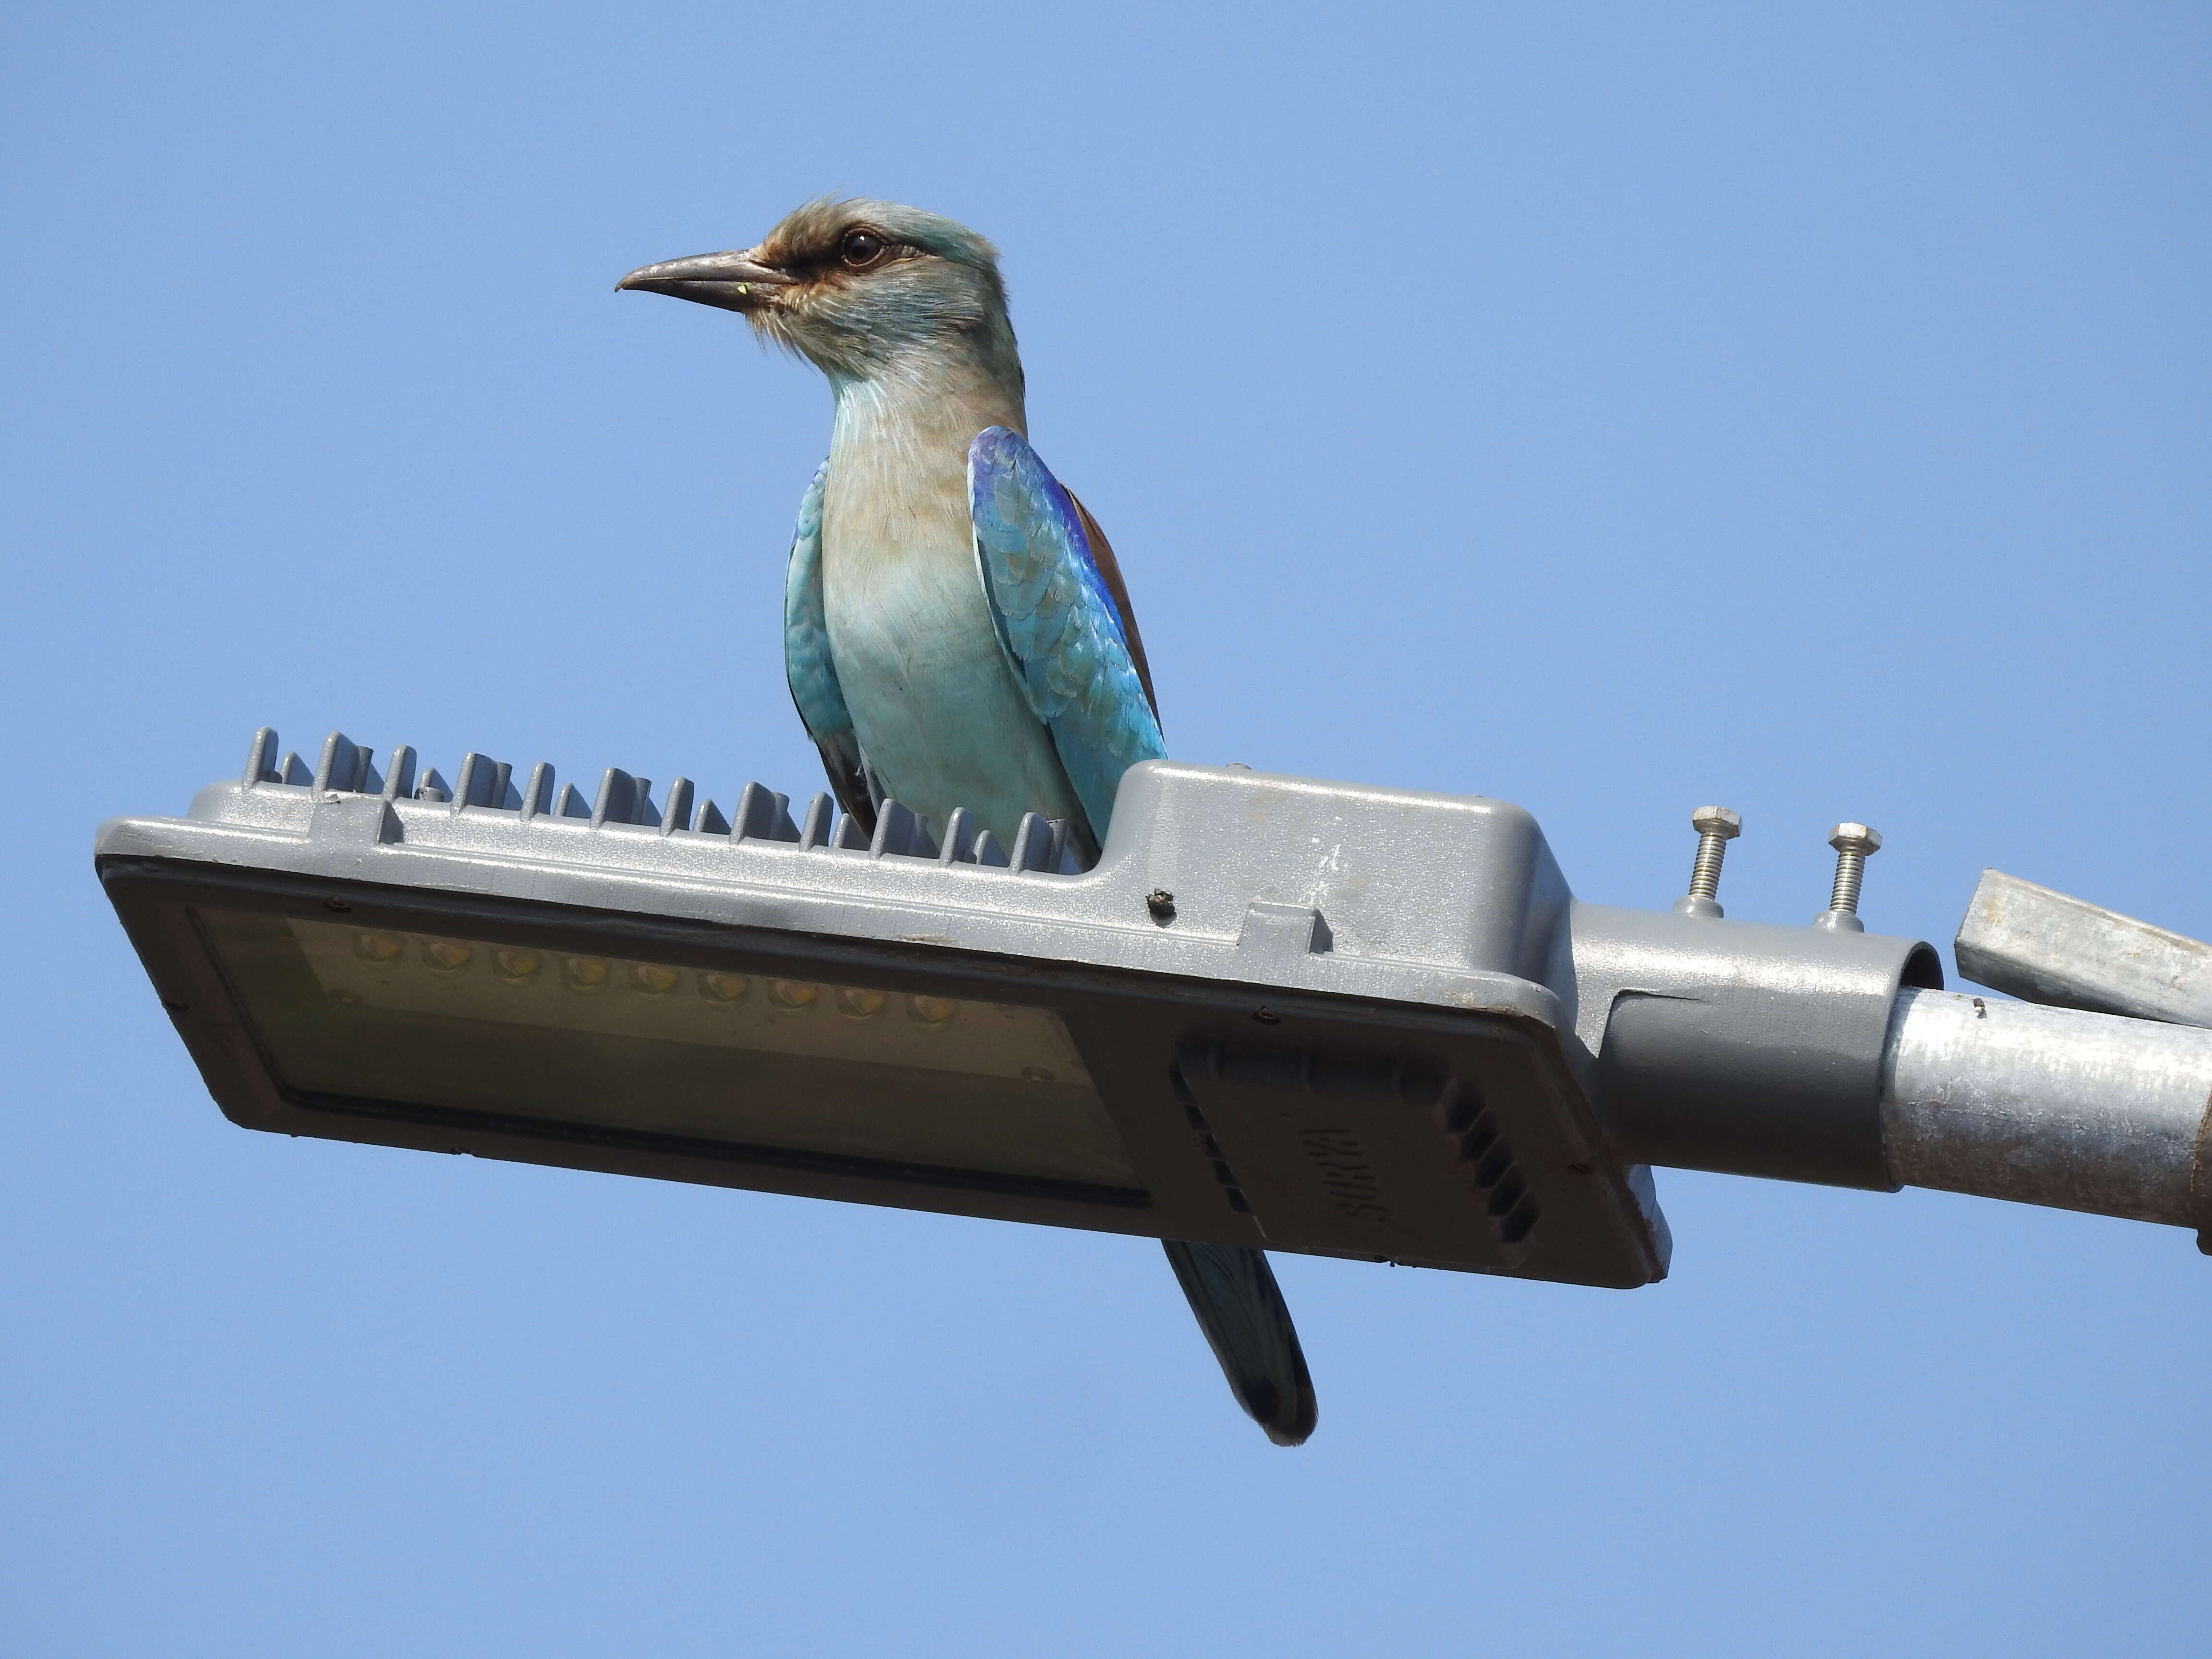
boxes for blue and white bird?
[619,199,1316,1444]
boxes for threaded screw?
[1814,822,1882,933]
[1674,806,1741,918]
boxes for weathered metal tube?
[1880,988,2212,1228]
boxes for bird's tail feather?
[1161,1239,1317,1446]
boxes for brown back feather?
[1065,491,1161,729]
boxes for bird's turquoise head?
[619,199,1017,386]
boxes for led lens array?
[349,929,971,1028]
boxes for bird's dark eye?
[840,230,887,268]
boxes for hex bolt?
[1813,822,1882,934]
[1673,806,1741,919]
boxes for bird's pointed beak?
[616,249,796,312]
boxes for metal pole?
[1881,987,2212,1230]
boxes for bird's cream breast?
[817,371,1015,687]
[818,435,983,670]
[816,380,1080,836]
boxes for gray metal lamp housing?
[98,731,1682,1290]
[95,727,2212,1316]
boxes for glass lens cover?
[197,908,1138,1190]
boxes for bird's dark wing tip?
[814,735,877,836]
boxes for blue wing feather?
[782,461,874,825]
[967,427,1166,842]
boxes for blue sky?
[5,3,2210,1653]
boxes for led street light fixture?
[99,730,1676,1287]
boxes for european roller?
[619,198,1316,1445]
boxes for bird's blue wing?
[783,461,874,827]
[967,427,1166,842]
